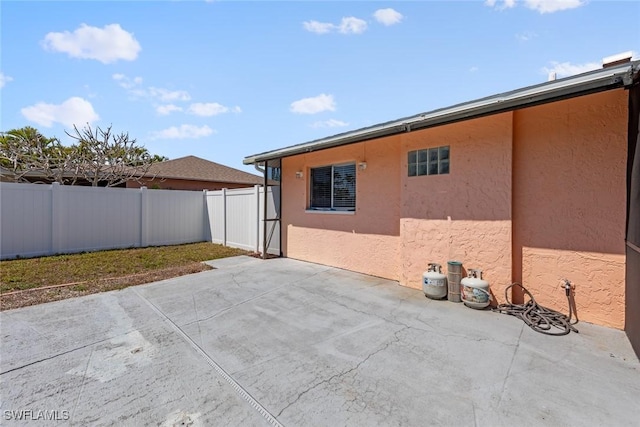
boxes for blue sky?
[1,1,638,174]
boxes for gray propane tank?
[423,263,448,299]
[461,269,492,309]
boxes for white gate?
[206,185,280,255]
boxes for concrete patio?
[1,256,638,426]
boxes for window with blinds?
[310,163,356,210]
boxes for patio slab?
[1,256,638,426]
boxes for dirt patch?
[0,262,212,311]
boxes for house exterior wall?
[281,137,401,280]
[513,89,628,329]
[278,89,627,329]
[399,113,513,302]
[126,178,254,191]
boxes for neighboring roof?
[244,60,640,165]
[146,155,264,185]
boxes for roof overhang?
[244,61,640,165]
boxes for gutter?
[244,61,639,165]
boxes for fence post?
[50,182,63,255]
[255,185,261,254]
[140,186,148,247]
[203,190,211,242]
[222,188,227,246]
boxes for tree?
[0,125,165,186]
[150,154,169,163]
[65,124,158,187]
[0,127,76,184]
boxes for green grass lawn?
[1,243,249,293]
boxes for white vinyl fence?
[0,182,280,260]
[206,186,280,255]
[0,182,207,259]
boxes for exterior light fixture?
[358,162,367,171]
[295,171,304,179]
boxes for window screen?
[310,163,356,210]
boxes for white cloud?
[187,102,229,116]
[516,31,538,41]
[542,60,600,78]
[112,74,191,104]
[148,87,191,102]
[311,119,349,128]
[151,124,214,140]
[303,16,367,35]
[373,9,403,26]
[469,66,479,72]
[42,24,141,64]
[156,104,183,115]
[484,0,516,10]
[0,72,13,88]
[485,0,584,13]
[524,0,585,13]
[303,20,335,35]
[21,97,99,128]
[112,73,143,89]
[290,94,336,114]
[338,17,368,34]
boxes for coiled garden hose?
[493,282,579,336]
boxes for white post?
[222,188,227,246]
[203,190,211,242]
[255,184,261,254]
[50,182,63,255]
[140,186,149,247]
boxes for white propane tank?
[423,263,448,300]
[461,269,492,309]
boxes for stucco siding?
[278,89,628,330]
[281,137,401,280]
[513,89,627,329]
[285,226,400,280]
[399,113,513,301]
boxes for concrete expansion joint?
[497,324,525,408]
[182,283,291,327]
[230,272,243,288]
[70,344,95,422]
[411,315,518,347]
[132,289,284,427]
[295,284,401,326]
[290,268,336,287]
[0,330,139,376]
[276,325,408,418]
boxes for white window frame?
[308,162,356,212]
[408,146,450,177]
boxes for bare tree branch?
[1,125,160,187]
[65,124,155,187]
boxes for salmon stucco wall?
[513,90,627,329]
[281,137,401,280]
[399,113,513,302]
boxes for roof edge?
[244,60,639,165]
